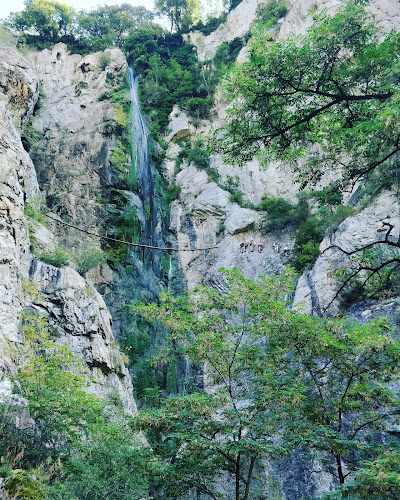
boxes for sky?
[0,0,156,21]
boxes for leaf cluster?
[132,268,400,498]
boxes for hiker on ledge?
[240,242,245,253]
[258,242,263,253]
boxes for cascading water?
[127,66,162,278]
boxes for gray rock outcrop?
[0,43,136,415]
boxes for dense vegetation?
[220,0,400,289]
[133,268,400,499]
[2,0,400,498]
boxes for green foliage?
[37,246,70,268]
[47,422,151,499]
[114,103,128,132]
[4,469,45,500]
[17,313,103,442]
[256,0,288,28]
[24,196,48,226]
[221,0,400,198]
[293,204,355,271]
[184,96,213,120]
[21,116,43,152]
[155,0,200,31]
[0,311,150,498]
[228,191,243,204]
[214,37,245,70]
[125,29,214,135]
[190,13,227,35]
[176,139,211,170]
[164,184,181,205]
[8,0,75,47]
[133,268,400,499]
[336,247,400,308]
[256,194,309,231]
[73,248,105,275]
[324,450,400,499]
[310,183,343,208]
[98,50,111,71]
[133,268,298,498]
[110,140,129,172]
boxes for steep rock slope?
[167,0,400,311]
[0,44,136,414]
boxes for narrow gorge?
[1,0,400,498]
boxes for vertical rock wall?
[0,43,136,414]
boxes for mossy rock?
[4,469,45,499]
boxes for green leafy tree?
[77,4,154,50]
[221,0,400,188]
[9,0,75,44]
[133,268,400,499]
[133,268,303,500]
[155,0,200,31]
[220,0,400,301]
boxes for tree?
[155,0,200,31]
[221,0,400,186]
[132,268,400,499]
[133,268,304,500]
[1,310,150,499]
[9,0,75,44]
[219,0,400,304]
[77,4,155,50]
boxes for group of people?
[239,240,263,253]
[239,240,289,256]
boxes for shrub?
[257,194,309,232]
[176,140,210,170]
[38,246,70,268]
[24,196,48,226]
[256,0,288,26]
[229,191,244,205]
[4,470,45,500]
[74,248,105,274]
[184,97,213,120]
[98,51,111,71]
[164,185,181,205]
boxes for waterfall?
[127,66,161,277]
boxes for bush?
[24,196,48,226]
[4,470,45,500]
[229,191,244,205]
[177,139,210,170]
[74,248,105,274]
[257,194,309,232]
[98,51,111,71]
[38,246,70,268]
[190,14,227,35]
[164,185,181,205]
[184,97,213,120]
[256,0,288,26]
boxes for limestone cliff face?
[0,44,136,414]
[167,0,400,312]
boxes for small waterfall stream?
[127,66,161,278]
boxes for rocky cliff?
[167,0,400,311]
[1,0,400,498]
[0,44,136,415]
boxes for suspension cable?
[45,214,218,252]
